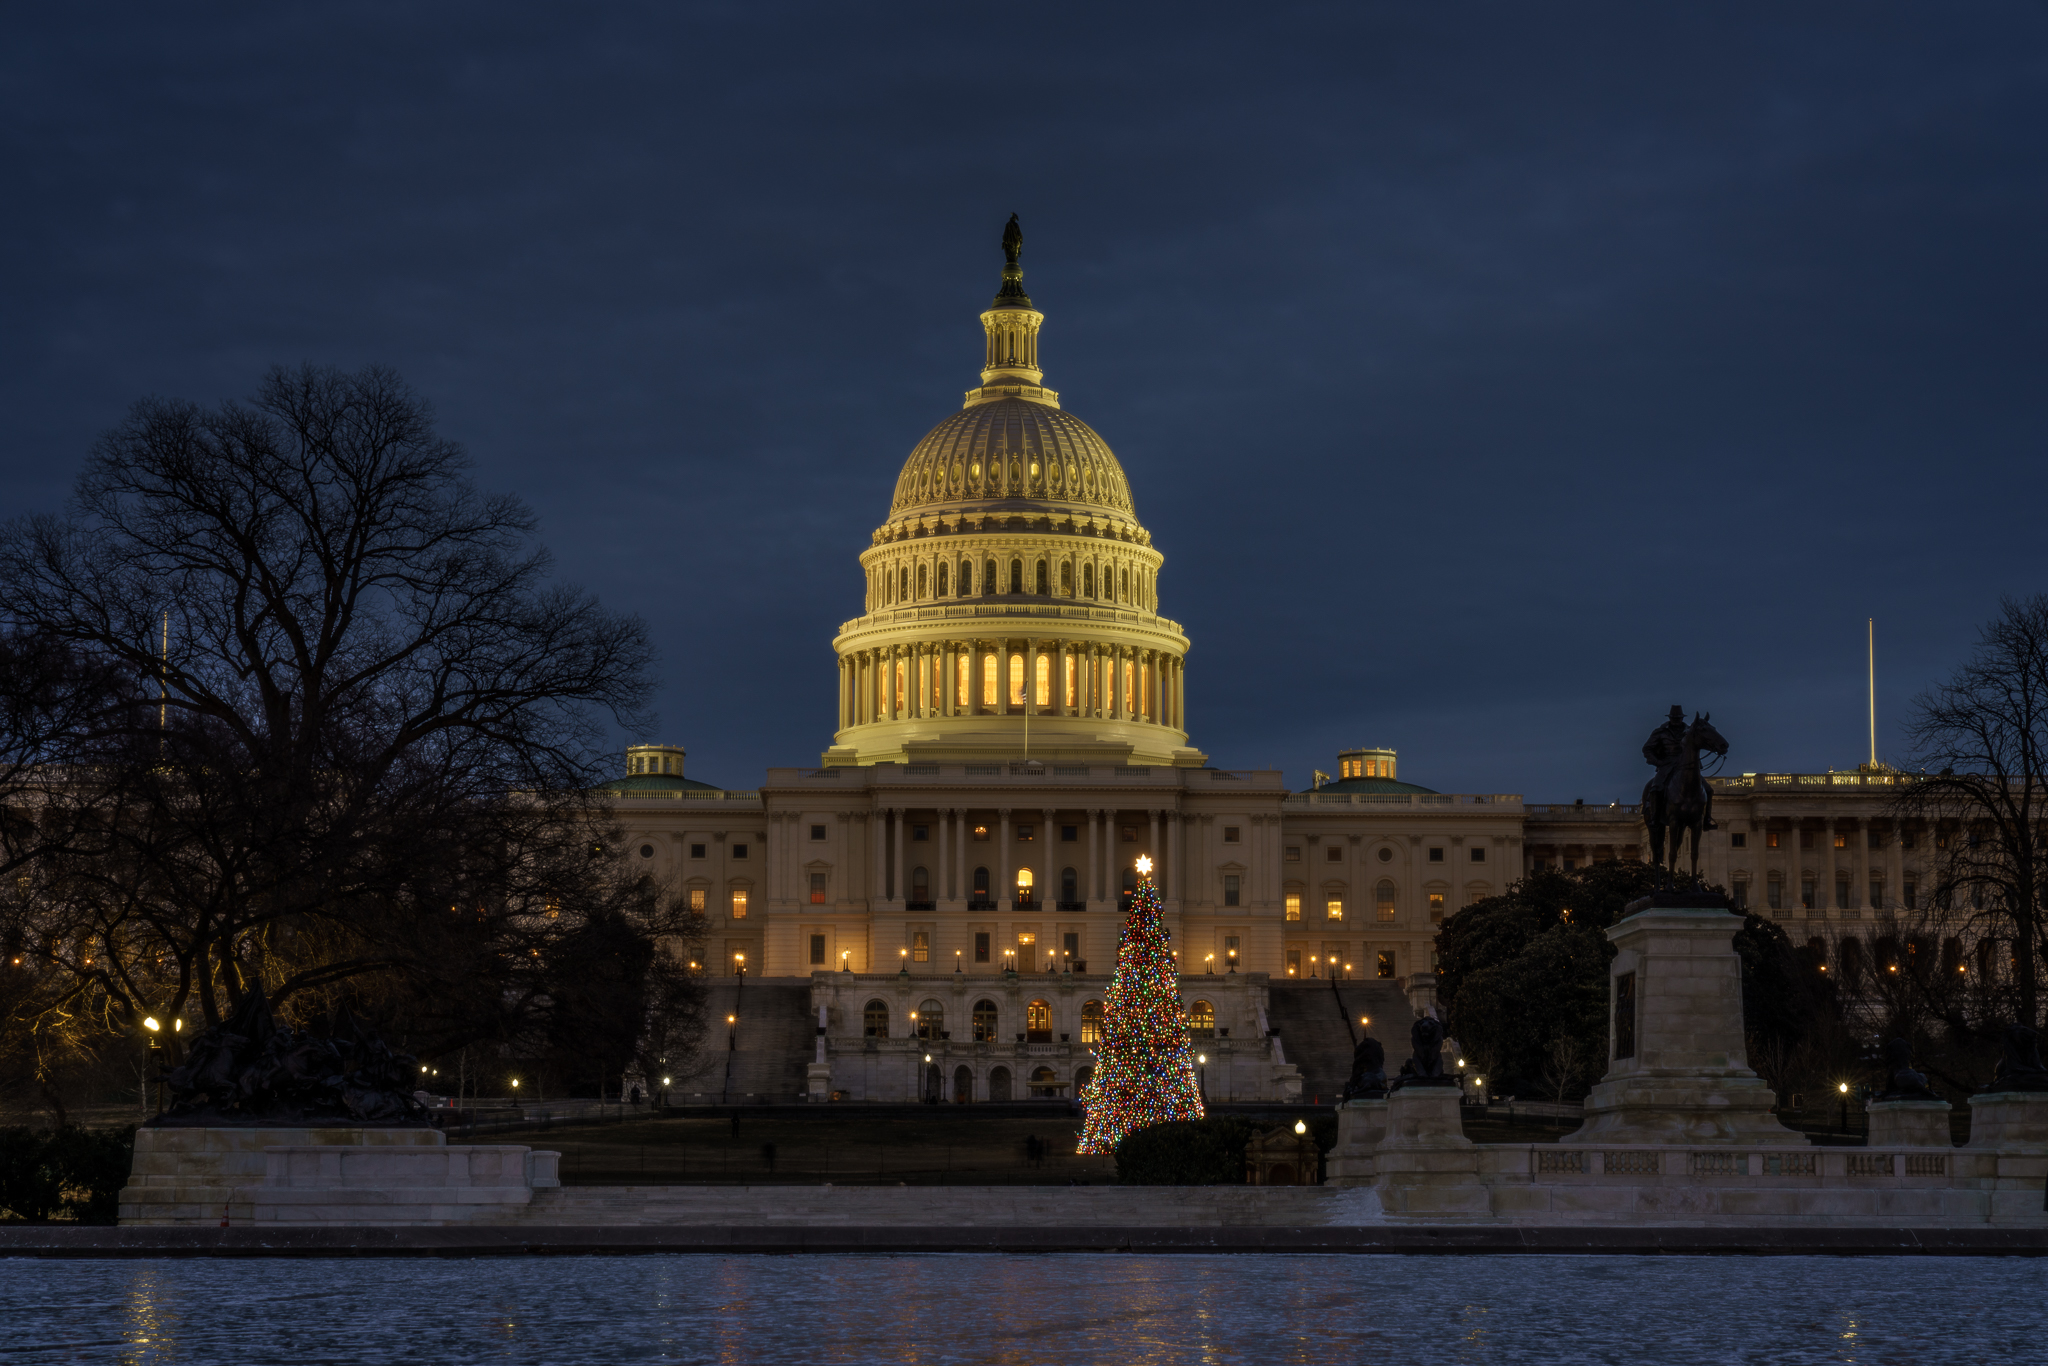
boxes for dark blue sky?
[5,3,2045,798]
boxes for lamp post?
[1838,1080,1850,1134]
[721,1012,739,1106]
[955,949,963,974]
[142,1016,163,1117]
[1227,948,1237,974]
[1205,954,1215,975]
[841,950,852,973]
[899,947,910,978]
[1197,1052,1208,1102]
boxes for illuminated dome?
[823,217,1201,770]
[889,400,1138,525]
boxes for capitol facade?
[609,230,1942,1104]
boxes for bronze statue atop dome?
[993,213,1032,307]
[1002,213,1023,266]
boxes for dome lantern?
[968,213,1058,408]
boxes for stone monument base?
[1563,1070,1797,1146]
[1867,1098,1953,1148]
[1967,1091,2048,1148]
[1325,1098,1387,1184]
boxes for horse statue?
[1641,709,1728,885]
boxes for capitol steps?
[1264,981,1410,1103]
[665,981,813,1104]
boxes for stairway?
[1265,980,1410,1105]
[668,981,813,1103]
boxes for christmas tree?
[1077,856,1205,1153]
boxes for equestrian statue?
[1641,704,1729,885]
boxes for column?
[1166,809,1180,902]
[942,644,956,717]
[937,806,950,902]
[871,811,886,902]
[1089,808,1102,904]
[892,806,906,904]
[1886,820,1905,912]
[996,641,1009,715]
[1043,807,1057,909]
[1148,809,1160,872]
[1822,820,1838,915]
[999,808,1012,906]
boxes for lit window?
[1026,999,1052,1039]
[1834,833,1848,850]
[1035,652,1050,707]
[1009,653,1025,707]
[1376,951,1396,979]
[982,653,998,706]
[1376,881,1396,921]
[1080,1000,1103,1043]
[1285,847,1301,863]
[1187,1000,1215,1038]
[955,652,969,707]
[810,873,827,905]
[864,1000,889,1037]
[1766,831,1781,849]
[1326,898,1344,922]
[1064,655,1076,708]
[688,888,706,912]
[913,931,929,963]
[1285,948,1301,975]
[1285,894,1302,921]
[1365,760,1379,778]
[1017,824,1034,842]
[1428,892,1445,923]
[731,891,748,918]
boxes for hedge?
[0,1125,137,1224]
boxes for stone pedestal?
[119,1125,445,1225]
[1967,1091,2048,1148]
[1866,1098,1953,1148]
[1383,1084,1469,1149]
[806,1062,832,1102]
[1563,900,1801,1146]
[1325,1098,1387,1185]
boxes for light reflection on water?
[0,1253,2032,1365]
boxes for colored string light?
[1076,866,1204,1153]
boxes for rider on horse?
[1643,704,1715,831]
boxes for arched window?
[917,999,944,1039]
[917,564,927,598]
[863,1000,889,1037]
[911,866,930,901]
[953,1064,973,1103]
[1034,652,1050,706]
[1060,562,1073,595]
[1376,880,1397,921]
[1016,867,1034,903]
[1120,567,1129,601]
[957,652,970,706]
[1008,652,1025,706]
[958,560,971,595]
[1062,867,1078,904]
[973,999,999,1042]
[1035,560,1048,595]
[1187,999,1216,1038]
[982,652,998,705]
[1083,564,1095,598]
[1026,999,1053,1041]
[1074,1063,1094,1096]
[973,866,990,896]
[1080,999,1103,1043]
[984,559,997,594]
[1008,558,1023,594]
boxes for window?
[1062,931,1080,967]
[1121,826,1138,842]
[1223,826,1241,843]
[639,844,655,859]
[1376,951,1396,979]
[1080,1000,1103,1043]
[863,1000,889,1037]
[973,999,998,1041]
[809,873,827,905]
[1017,824,1035,841]
[1428,847,1444,863]
[984,559,997,595]
[937,562,949,596]
[1285,846,1301,862]
[1285,893,1301,921]
[1732,878,1749,910]
[1327,846,1342,862]
[957,652,969,706]
[1800,875,1815,910]
[1902,830,1917,851]
[1016,868,1035,903]
[1187,1000,1216,1038]
[974,931,990,963]
[1904,876,1918,911]
[1470,847,1486,863]
[912,824,928,841]
[1326,898,1344,922]
[959,561,972,595]
[1377,847,1393,863]
[1800,830,1814,850]
[1767,875,1783,911]
[1009,558,1023,593]
[1428,892,1445,923]
[1376,881,1396,922]
[913,931,929,963]
[972,825,990,842]
[1061,824,1078,842]
[1008,652,1024,706]
[1730,833,1746,848]
[809,934,826,966]
[1834,833,1848,850]
[916,999,942,1038]
[1224,935,1240,967]
[731,890,748,918]
[1026,999,1052,1042]
[973,866,990,898]
[732,844,748,860]
[982,653,998,706]
[1223,875,1240,907]
[1835,876,1851,910]
[917,564,927,598]
[1062,867,1078,904]
[1035,652,1050,706]
[1083,564,1095,597]
[1017,932,1037,965]
[810,825,826,841]
[688,888,706,912]
[1765,831,1780,849]
[1285,948,1301,976]
[1060,562,1072,595]
[691,844,707,859]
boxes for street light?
[1205,953,1215,974]
[841,950,851,972]
[1838,1080,1851,1133]
[1197,1052,1208,1100]
[955,949,963,973]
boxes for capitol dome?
[888,399,1138,525]
[823,217,1202,770]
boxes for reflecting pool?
[1,1253,2034,1364]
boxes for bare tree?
[0,365,697,1102]
[1900,594,2048,1030]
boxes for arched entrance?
[988,1066,1012,1101]
[953,1065,973,1103]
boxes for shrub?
[1114,1117,1260,1185]
[0,1125,136,1224]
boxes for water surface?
[1,1253,2031,1364]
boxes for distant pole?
[1867,617,1877,769]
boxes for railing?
[967,898,996,911]
[1526,804,1643,819]
[1057,901,1087,912]
[1722,772,1914,790]
[1011,899,1037,912]
[838,603,1188,636]
[904,900,935,912]
[610,788,762,801]
[1283,792,1523,809]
